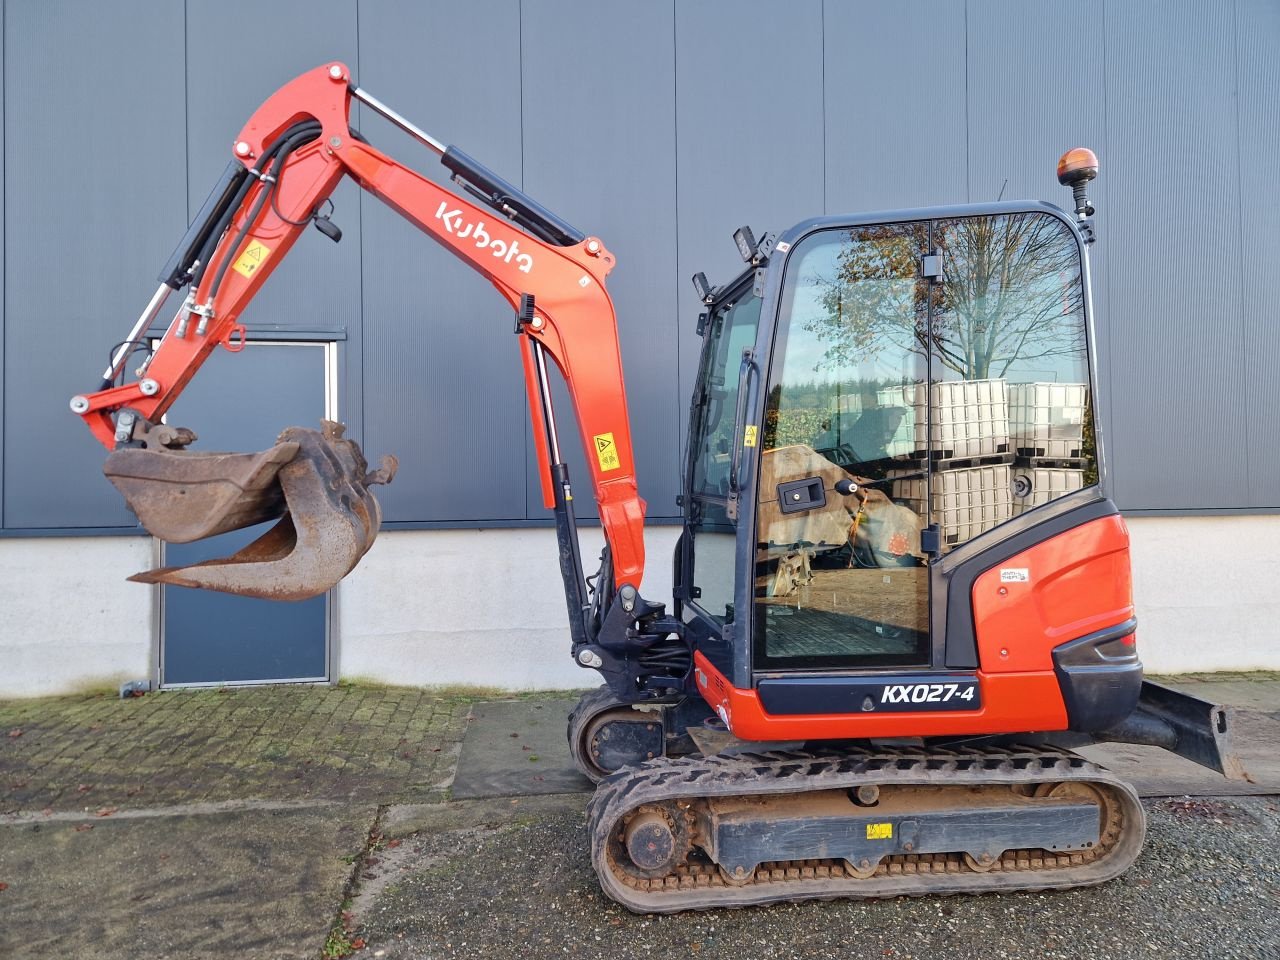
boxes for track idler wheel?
[718,864,755,887]
[568,687,670,782]
[962,852,997,873]
[106,420,396,600]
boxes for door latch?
[777,476,827,515]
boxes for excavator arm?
[72,63,670,694]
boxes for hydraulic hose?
[202,121,323,300]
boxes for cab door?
[751,223,932,671]
[750,209,1099,678]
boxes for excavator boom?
[72,63,648,611]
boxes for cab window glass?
[929,213,1095,539]
[687,291,761,624]
[754,223,930,669]
[690,295,762,500]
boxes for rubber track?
[587,744,1146,913]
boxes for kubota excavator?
[71,64,1245,912]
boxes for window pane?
[688,291,761,624]
[754,224,930,669]
[690,294,761,500]
[929,213,1094,543]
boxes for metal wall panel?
[3,0,186,528]
[824,0,967,212]
[675,0,825,446]
[356,0,529,522]
[964,0,1116,490]
[0,0,5,528]
[184,1,360,338]
[964,1,1106,205]
[1103,0,1247,510]
[1236,0,1280,508]
[4,0,1279,532]
[183,0,363,475]
[520,2,679,521]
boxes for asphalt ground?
[361,793,1280,960]
[1,679,1277,959]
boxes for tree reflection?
[811,214,1085,380]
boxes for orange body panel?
[695,652,1068,741]
[76,63,648,590]
[972,514,1134,674]
[697,515,1135,742]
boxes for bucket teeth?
[106,420,396,601]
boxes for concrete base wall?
[2,515,1277,696]
[1126,515,1280,674]
[0,538,154,697]
[336,526,681,691]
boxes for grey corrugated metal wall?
[3,0,1278,535]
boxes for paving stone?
[0,686,470,814]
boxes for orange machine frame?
[694,516,1136,740]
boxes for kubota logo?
[435,202,534,274]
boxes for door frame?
[150,338,341,689]
[746,219,934,677]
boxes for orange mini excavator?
[71,64,1244,911]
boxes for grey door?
[158,341,334,687]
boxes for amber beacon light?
[1057,147,1099,220]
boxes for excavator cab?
[682,203,1115,730]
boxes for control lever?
[313,214,342,243]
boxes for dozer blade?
[104,421,397,601]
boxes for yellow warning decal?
[593,432,621,472]
[866,822,893,840]
[743,424,758,448]
[232,240,272,279]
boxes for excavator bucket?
[103,421,397,601]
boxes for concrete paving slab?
[1164,678,1280,713]
[450,698,592,799]
[451,683,1280,801]
[0,803,372,960]
[383,792,588,839]
[0,686,469,814]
